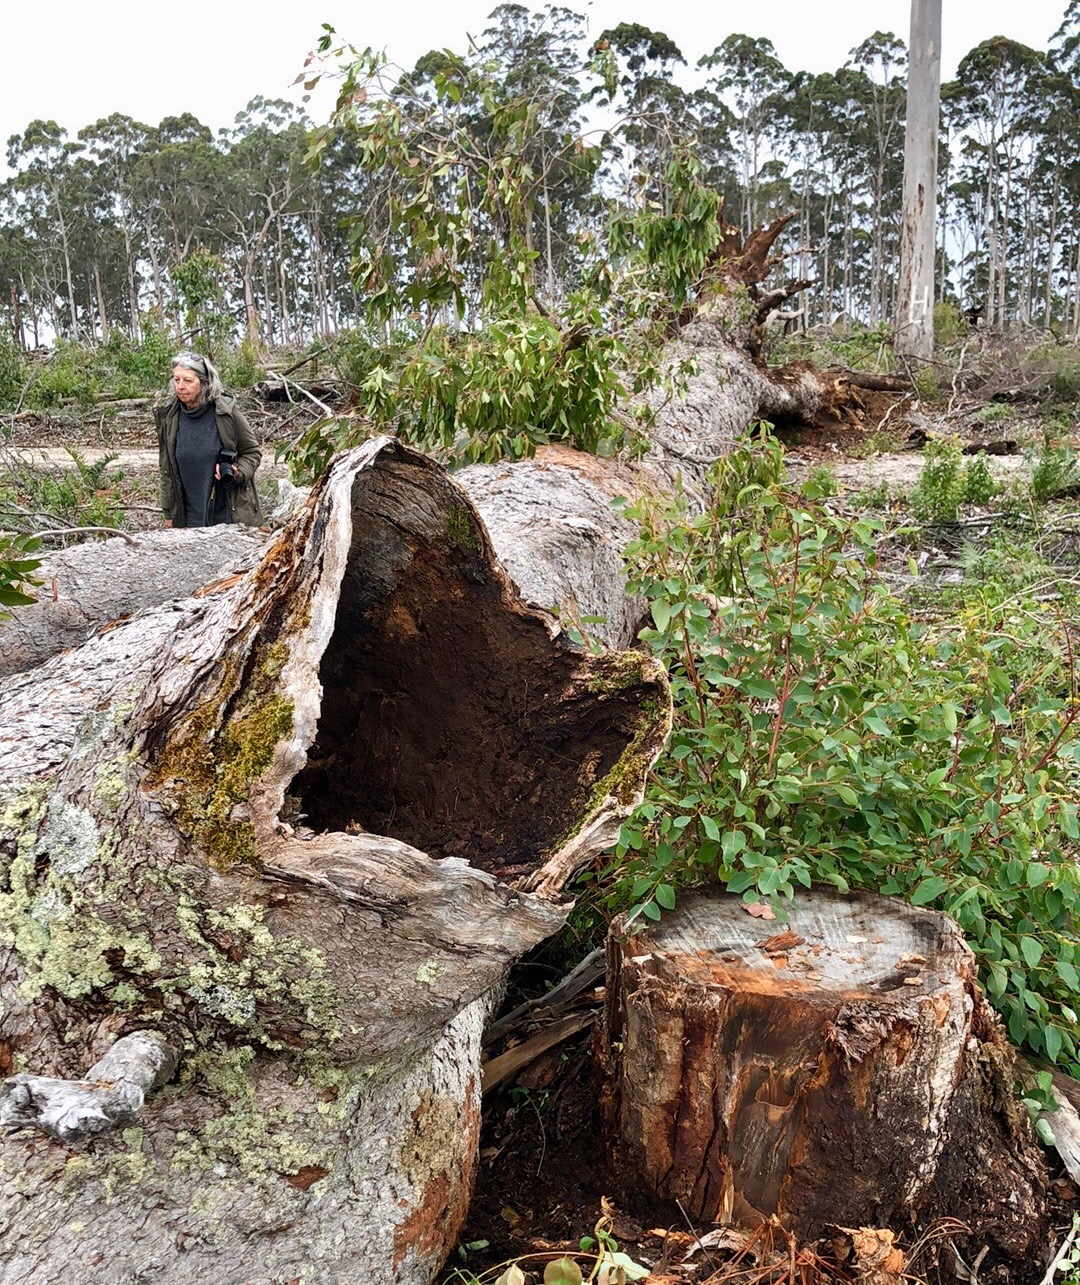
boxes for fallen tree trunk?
[0,526,264,677]
[600,889,1050,1273]
[460,217,892,654]
[0,437,670,1284]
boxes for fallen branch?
[0,1032,177,1143]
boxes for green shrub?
[0,340,28,411]
[25,341,98,408]
[220,340,264,390]
[1030,444,1080,503]
[963,453,998,506]
[971,401,1013,426]
[911,438,966,522]
[913,366,940,401]
[613,430,1080,1069]
[934,300,969,348]
[0,450,125,531]
[102,319,174,392]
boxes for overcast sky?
[2,0,1069,166]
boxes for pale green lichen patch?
[34,797,100,876]
[415,959,442,985]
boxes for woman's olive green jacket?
[155,396,262,527]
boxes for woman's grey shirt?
[174,402,222,528]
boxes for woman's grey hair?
[160,351,225,409]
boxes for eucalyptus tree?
[478,4,596,298]
[896,0,941,361]
[699,35,789,236]
[78,114,154,337]
[846,33,907,323]
[218,98,313,347]
[589,22,700,208]
[943,37,1045,328]
[6,122,86,337]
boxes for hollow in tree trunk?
[0,438,670,1284]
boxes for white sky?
[1,0,1069,167]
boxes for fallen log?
[600,888,1050,1272]
[0,436,670,1284]
[0,526,264,677]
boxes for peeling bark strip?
[0,437,669,1284]
[601,890,1049,1269]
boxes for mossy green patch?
[445,504,479,552]
[145,639,293,871]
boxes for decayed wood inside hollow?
[288,458,657,875]
[602,889,1048,1262]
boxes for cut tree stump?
[601,889,1050,1271]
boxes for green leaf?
[1056,960,1080,990]
[701,815,720,841]
[655,883,676,910]
[1044,1024,1064,1063]
[544,1258,583,1285]
[721,830,747,859]
[650,600,672,632]
[1026,863,1050,888]
[1020,936,1044,968]
[911,877,949,906]
[602,1252,650,1281]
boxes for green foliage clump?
[99,319,174,396]
[912,366,940,401]
[770,324,893,375]
[24,340,99,408]
[1030,442,1080,503]
[220,338,264,389]
[0,340,28,410]
[9,449,126,531]
[911,438,998,522]
[0,534,41,618]
[288,44,722,479]
[933,300,969,347]
[612,432,1080,1068]
[172,249,232,354]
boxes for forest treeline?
[1,1,1078,352]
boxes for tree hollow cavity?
[290,458,651,875]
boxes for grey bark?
[896,0,942,361]
[0,437,668,1284]
[0,527,264,677]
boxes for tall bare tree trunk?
[896,0,942,361]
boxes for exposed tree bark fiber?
[601,890,1050,1274]
[0,437,670,1283]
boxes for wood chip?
[760,931,805,953]
[902,976,924,986]
[743,902,776,920]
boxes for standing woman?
[156,352,262,528]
